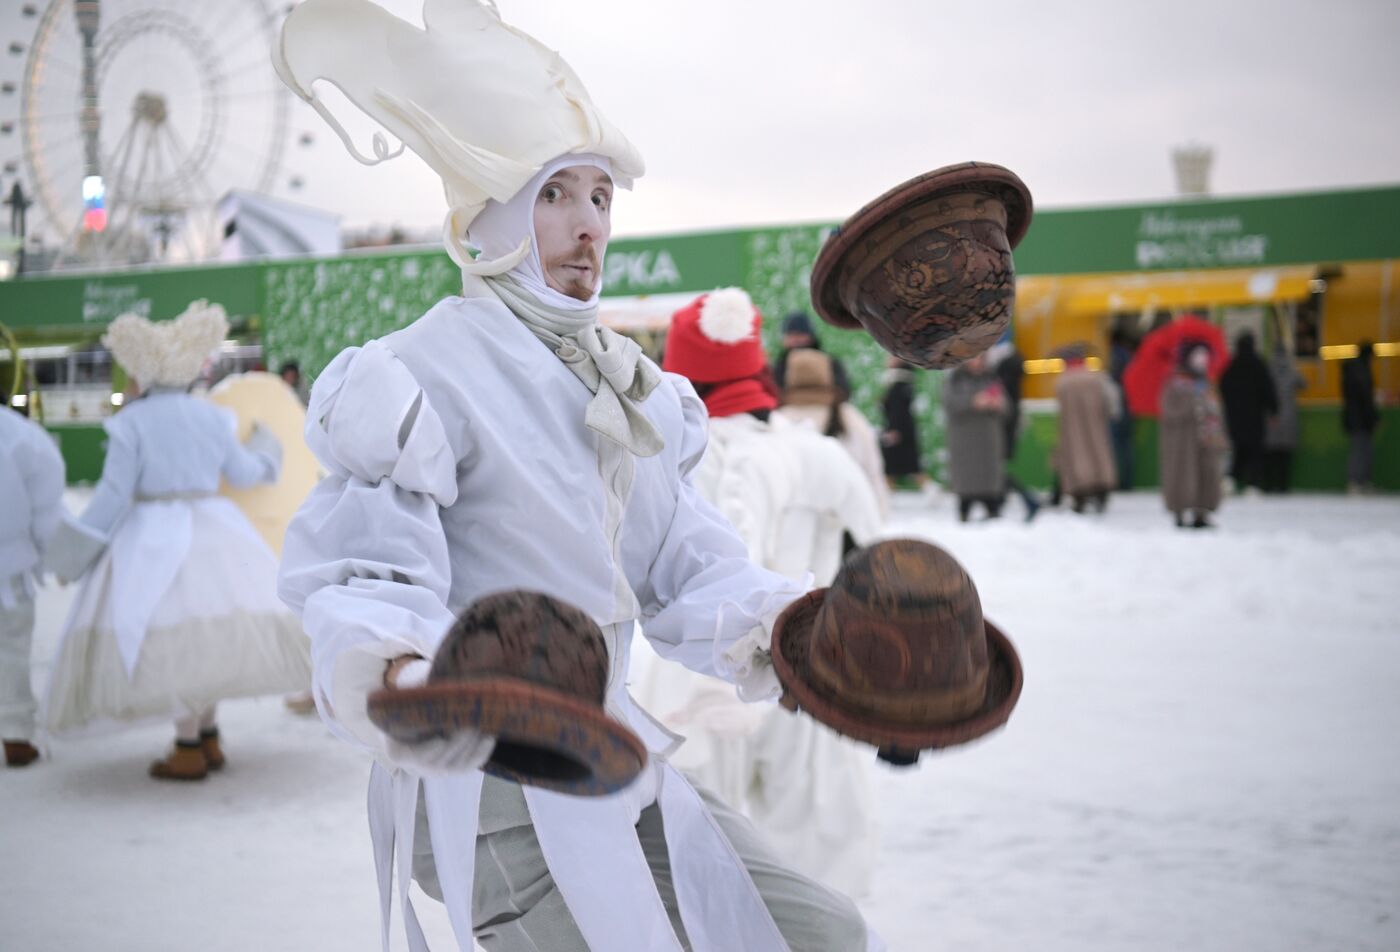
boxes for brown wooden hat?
[770,538,1022,762]
[810,161,1032,369]
[367,591,647,796]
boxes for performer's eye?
[540,184,564,202]
[592,190,611,211]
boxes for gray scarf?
[482,273,664,458]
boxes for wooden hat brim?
[367,678,648,796]
[771,588,1024,750]
[810,161,1033,330]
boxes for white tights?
[175,706,217,743]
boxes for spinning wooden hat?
[810,162,1032,369]
[368,591,647,796]
[771,538,1023,764]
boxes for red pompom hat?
[664,288,778,418]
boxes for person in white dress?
[0,406,66,767]
[775,346,890,518]
[638,288,884,897]
[43,301,311,781]
[273,2,881,949]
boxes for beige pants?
[0,581,37,740]
[413,775,869,952]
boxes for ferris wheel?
[3,0,296,265]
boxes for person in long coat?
[1341,341,1380,492]
[1219,332,1278,491]
[1054,349,1119,512]
[1262,342,1305,492]
[943,352,1009,521]
[990,342,1040,520]
[880,357,925,490]
[1108,328,1137,490]
[43,302,310,780]
[1159,342,1229,528]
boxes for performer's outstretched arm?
[636,379,808,701]
[220,410,284,488]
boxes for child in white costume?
[639,289,885,897]
[274,1,880,949]
[44,302,311,780]
[0,407,66,767]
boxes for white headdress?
[103,300,228,389]
[273,0,645,274]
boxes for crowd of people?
[874,318,1383,530]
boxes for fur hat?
[102,300,228,389]
[782,348,838,406]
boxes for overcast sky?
[5,0,1399,240]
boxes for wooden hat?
[368,591,647,796]
[810,162,1032,369]
[771,538,1023,763]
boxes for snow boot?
[149,741,208,781]
[4,740,39,767]
[200,729,225,771]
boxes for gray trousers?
[413,775,868,952]
[0,582,37,741]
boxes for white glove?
[721,624,783,703]
[244,420,284,466]
[381,658,495,776]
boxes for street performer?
[274,1,878,949]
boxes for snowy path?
[3,492,1398,951]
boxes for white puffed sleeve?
[278,342,459,757]
[637,379,808,702]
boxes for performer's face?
[534,165,613,301]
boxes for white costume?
[775,402,890,518]
[0,411,65,743]
[634,411,885,897]
[278,298,886,951]
[275,3,878,949]
[44,306,310,736]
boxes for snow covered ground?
[3,490,1398,951]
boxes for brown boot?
[4,740,39,767]
[200,729,225,771]
[149,741,208,781]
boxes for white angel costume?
[632,403,886,898]
[44,305,310,736]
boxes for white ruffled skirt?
[44,497,311,733]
